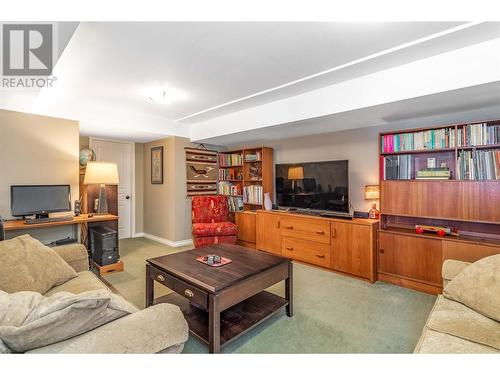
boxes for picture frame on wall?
[151,146,163,184]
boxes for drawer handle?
[332,228,337,238]
[285,247,293,251]
[284,225,293,229]
[316,254,325,258]
[156,274,165,282]
[380,249,385,254]
[316,230,325,234]
[184,289,194,298]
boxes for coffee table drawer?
[149,266,208,309]
[281,236,331,268]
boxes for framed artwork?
[151,146,163,184]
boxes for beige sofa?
[23,243,188,354]
[414,259,499,353]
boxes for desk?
[4,213,119,249]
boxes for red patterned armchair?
[191,196,238,248]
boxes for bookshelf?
[378,120,500,295]
[218,147,273,212]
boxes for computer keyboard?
[25,216,74,225]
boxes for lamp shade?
[84,162,119,185]
[288,166,304,180]
[364,185,380,200]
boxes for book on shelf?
[384,155,413,180]
[218,181,242,196]
[381,127,455,153]
[219,153,243,167]
[458,149,500,180]
[219,168,243,181]
[244,151,261,162]
[243,185,263,205]
[227,196,244,212]
[457,123,500,147]
[416,167,451,179]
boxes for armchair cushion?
[0,234,77,294]
[53,243,89,273]
[192,195,230,223]
[0,289,135,353]
[192,222,238,237]
[444,254,500,322]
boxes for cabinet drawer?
[281,216,330,244]
[282,236,331,268]
[149,266,208,309]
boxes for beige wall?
[134,143,144,234]
[0,109,79,242]
[142,136,223,242]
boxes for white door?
[90,138,134,239]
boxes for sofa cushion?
[414,328,497,354]
[444,254,500,322]
[192,222,238,237]
[0,234,77,294]
[426,295,500,350]
[0,289,136,353]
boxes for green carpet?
[104,237,436,353]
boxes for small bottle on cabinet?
[368,202,380,220]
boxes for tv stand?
[249,210,378,283]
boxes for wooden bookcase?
[378,120,500,294]
[218,147,273,211]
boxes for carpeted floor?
[104,237,436,353]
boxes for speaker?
[89,226,118,266]
[0,215,5,241]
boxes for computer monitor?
[11,185,71,219]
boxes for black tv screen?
[11,185,71,217]
[275,160,349,212]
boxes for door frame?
[89,137,136,238]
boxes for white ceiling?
[1,22,499,142]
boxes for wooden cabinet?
[331,222,376,282]
[235,211,256,248]
[256,211,281,255]
[255,210,378,283]
[282,236,331,268]
[281,215,330,244]
[442,241,500,263]
[379,232,442,286]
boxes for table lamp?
[84,162,119,215]
[364,185,380,219]
[288,166,304,193]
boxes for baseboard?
[140,232,193,248]
[133,232,145,238]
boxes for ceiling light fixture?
[144,85,188,105]
[148,90,171,104]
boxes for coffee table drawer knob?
[156,274,165,282]
[184,289,194,298]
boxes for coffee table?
[146,244,293,353]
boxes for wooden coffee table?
[146,244,293,353]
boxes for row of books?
[218,181,242,196]
[244,151,261,162]
[381,127,455,153]
[457,149,500,180]
[228,196,244,212]
[243,185,262,205]
[218,168,242,181]
[383,155,413,180]
[219,153,243,167]
[457,123,500,147]
[416,167,451,180]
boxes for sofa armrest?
[26,303,189,354]
[442,259,470,287]
[53,243,89,272]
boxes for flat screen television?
[275,160,349,213]
[11,185,71,218]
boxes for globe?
[79,148,95,167]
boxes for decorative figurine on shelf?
[415,225,459,237]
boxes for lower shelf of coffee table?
[155,290,288,347]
